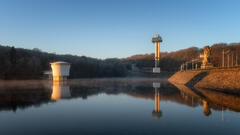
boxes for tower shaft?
[155,42,160,67]
[152,34,162,73]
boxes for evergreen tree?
[9,46,16,65]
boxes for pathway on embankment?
[168,67,240,93]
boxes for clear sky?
[0,0,240,59]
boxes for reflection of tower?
[203,100,211,116]
[152,82,162,119]
[152,34,162,73]
[51,81,71,100]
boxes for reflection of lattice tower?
[152,82,162,119]
[152,34,162,67]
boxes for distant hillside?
[0,45,130,79]
[124,43,240,71]
[1,42,240,79]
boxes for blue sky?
[0,0,240,58]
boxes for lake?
[0,78,239,135]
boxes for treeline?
[124,43,240,71]
[1,42,240,79]
[0,45,131,79]
[124,47,201,71]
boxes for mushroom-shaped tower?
[152,34,162,73]
[50,61,71,81]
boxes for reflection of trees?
[0,80,193,112]
[0,79,239,116]
[0,86,52,112]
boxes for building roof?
[50,61,70,65]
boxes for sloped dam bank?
[168,68,240,93]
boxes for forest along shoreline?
[1,42,240,80]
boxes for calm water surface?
[0,78,239,135]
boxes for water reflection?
[0,79,239,117]
[202,100,211,116]
[51,82,71,100]
[0,82,52,112]
[170,81,240,120]
[0,79,239,135]
[152,82,162,119]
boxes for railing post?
[236,53,238,66]
[222,49,224,67]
